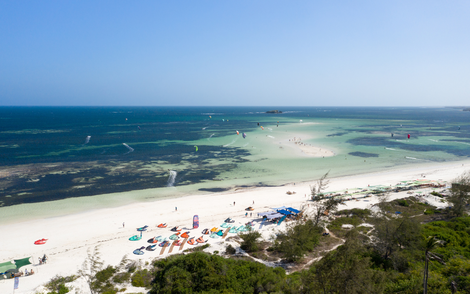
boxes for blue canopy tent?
[271,206,288,211]
[266,213,284,220]
[278,209,293,215]
[258,211,277,217]
[286,207,300,214]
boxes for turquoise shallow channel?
[0,106,469,222]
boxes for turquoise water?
[0,106,469,221]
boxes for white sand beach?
[1,159,470,293]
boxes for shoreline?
[1,159,469,293]
[0,156,467,225]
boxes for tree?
[239,230,262,252]
[423,236,445,294]
[449,171,470,217]
[272,218,321,262]
[78,246,104,294]
[371,210,421,270]
[301,230,386,294]
[311,197,341,228]
[310,171,330,200]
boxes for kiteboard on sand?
[179,238,188,251]
[159,242,170,255]
[222,228,230,239]
[168,240,177,254]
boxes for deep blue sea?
[0,106,469,208]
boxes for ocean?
[0,106,469,222]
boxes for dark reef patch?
[0,145,251,207]
[198,187,231,192]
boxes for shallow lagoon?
[0,107,469,222]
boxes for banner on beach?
[14,277,19,289]
[193,215,199,229]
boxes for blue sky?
[1,1,469,106]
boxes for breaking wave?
[167,170,177,187]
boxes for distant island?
[464,108,470,111]
[266,110,282,113]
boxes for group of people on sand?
[5,268,34,279]
[24,268,34,276]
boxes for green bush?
[112,272,131,284]
[47,284,70,294]
[431,191,444,197]
[225,244,236,255]
[131,269,153,288]
[397,199,409,207]
[424,209,434,215]
[183,243,210,253]
[239,230,262,252]
[44,275,77,294]
[328,215,363,232]
[273,220,321,262]
[335,208,371,218]
[91,266,119,294]
[95,266,116,283]
[149,252,288,293]
[127,263,137,273]
[422,217,470,259]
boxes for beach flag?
[193,215,199,229]
[14,277,19,289]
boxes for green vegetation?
[184,243,210,253]
[335,208,371,218]
[92,266,119,294]
[449,171,470,217]
[431,191,444,197]
[149,252,295,294]
[44,275,77,294]
[396,199,409,207]
[239,231,262,252]
[302,230,386,293]
[272,219,322,262]
[131,269,153,288]
[50,215,470,293]
[225,244,236,255]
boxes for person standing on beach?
[175,207,177,211]
[234,201,235,206]
[123,222,125,228]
